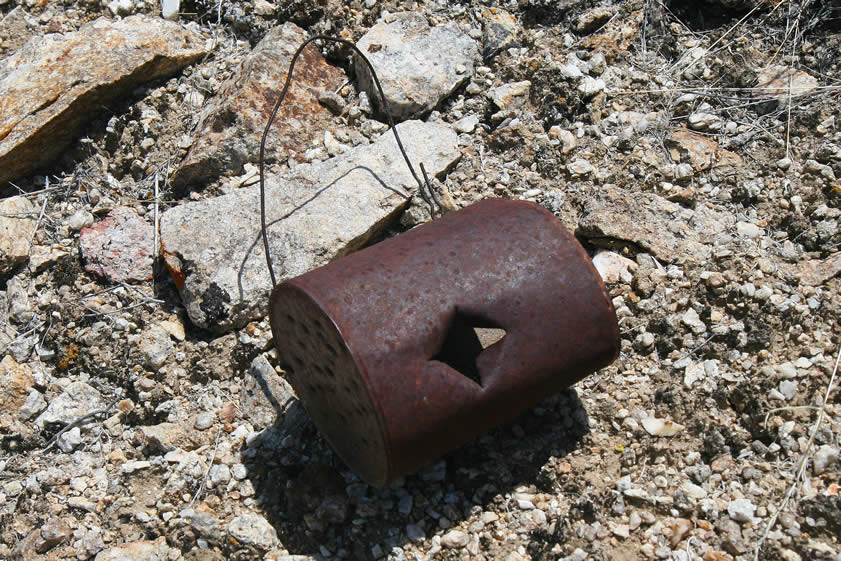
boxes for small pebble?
[778,380,797,400]
[161,0,180,20]
[398,494,413,514]
[727,498,756,523]
[612,524,630,538]
[441,529,469,548]
[736,221,762,238]
[453,115,479,134]
[209,464,231,486]
[67,209,94,231]
[578,77,605,97]
[567,159,594,176]
[231,463,248,480]
[194,411,216,430]
[406,523,425,542]
[56,426,82,453]
[813,445,839,475]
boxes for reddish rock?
[79,207,154,283]
[172,22,345,189]
[669,518,692,547]
[0,15,207,185]
[666,130,743,171]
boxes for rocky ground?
[1,0,841,560]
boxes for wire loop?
[259,35,443,287]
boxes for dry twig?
[189,430,222,508]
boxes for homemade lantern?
[260,37,619,486]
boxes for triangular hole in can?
[431,311,506,386]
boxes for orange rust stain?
[160,242,186,290]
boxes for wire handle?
[259,35,443,287]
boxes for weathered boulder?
[355,12,480,120]
[172,22,345,190]
[0,15,207,185]
[161,120,460,331]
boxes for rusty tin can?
[269,198,619,486]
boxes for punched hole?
[431,310,506,387]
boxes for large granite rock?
[0,15,207,186]
[355,12,480,120]
[161,120,460,331]
[172,23,345,190]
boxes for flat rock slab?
[355,12,479,120]
[577,186,726,264]
[0,195,36,274]
[0,15,207,185]
[666,130,742,171]
[173,23,345,189]
[788,252,841,287]
[35,380,105,430]
[756,65,818,106]
[161,120,460,331]
[80,207,154,283]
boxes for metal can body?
[269,198,619,486]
